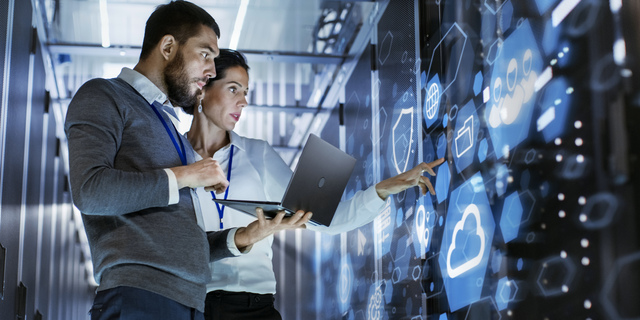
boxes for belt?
[207,290,274,307]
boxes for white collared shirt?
[194,131,385,294]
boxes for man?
[64,2,309,319]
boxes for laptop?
[212,134,356,226]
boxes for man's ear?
[159,34,177,61]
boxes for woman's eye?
[229,87,237,93]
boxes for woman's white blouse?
[195,131,385,294]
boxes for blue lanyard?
[148,102,187,165]
[211,145,234,229]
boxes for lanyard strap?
[211,145,234,229]
[148,102,187,165]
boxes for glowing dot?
[555,138,562,145]
[541,223,547,229]
[566,87,574,94]
[578,196,586,205]
[574,120,582,128]
[563,47,570,53]
[556,154,563,162]
[575,138,583,146]
[562,285,569,293]
[582,257,590,266]
[559,210,566,218]
[507,176,514,183]
[577,155,585,163]
[581,238,589,248]
[558,193,565,201]
[554,98,562,105]
[584,299,592,309]
[551,59,558,65]
[560,250,567,258]
[621,69,633,77]
[507,310,513,316]
[503,145,510,158]
[580,213,588,222]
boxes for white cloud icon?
[446,204,486,278]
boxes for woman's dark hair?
[208,49,250,86]
[140,1,221,60]
[183,49,250,115]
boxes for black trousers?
[90,286,203,320]
[204,290,281,320]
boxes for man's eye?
[202,53,208,59]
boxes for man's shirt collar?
[117,67,180,122]
[117,67,168,106]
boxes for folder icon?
[455,115,474,158]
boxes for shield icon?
[392,107,414,175]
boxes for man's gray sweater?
[65,77,230,312]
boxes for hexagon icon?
[496,277,518,310]
[386,88,416,176]
[478,138,489,163]
[413,197,436,257]
[537,77,574,143]
[446,204,485,278]
[500,191,524,243]
[426,23,468,96]
[453,100,480,173]
[436,133,447,159]
[424,74,443,128]
[486,19,543,159]
[486,38,503,66]
[499,0,514,31]
[435,164,451,204]
[601,252,640,319]
[438,172,495,311]
[491,249,503,274]
[379,31,393,66]
[473,72,484,96]
[536,256,576,296]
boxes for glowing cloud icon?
[446,204,486,278]
[438,172,495,311]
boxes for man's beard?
[164,50,202,108]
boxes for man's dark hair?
[183,49,250,115]
[140,1,220,60]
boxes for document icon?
[455,115,474,158]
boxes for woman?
[185,49,444,320]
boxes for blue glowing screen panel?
[273,0,639,319]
